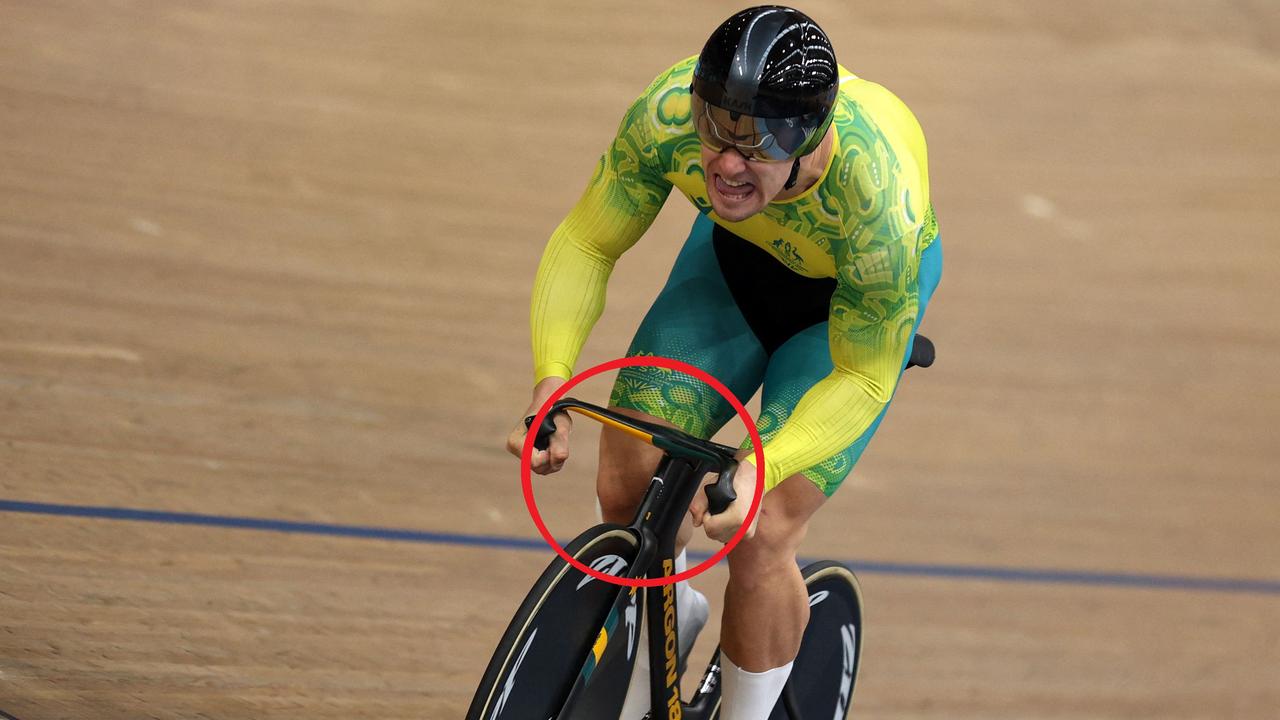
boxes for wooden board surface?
[2,2,1278,718]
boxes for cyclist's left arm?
[756,225,921,490]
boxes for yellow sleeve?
[530,92,673,381]
[756,234,918,489]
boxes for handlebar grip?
[907,334,935,369]
[523,413,561,452]
[704,462,738,516]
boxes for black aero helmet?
[691,5,838,165]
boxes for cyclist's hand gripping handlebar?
[703,462,738,516]
[524,410,562,453]
[524,398,740,516]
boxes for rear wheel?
[771,561,865,720]
[466,524,642,720]
[694,561,865,720]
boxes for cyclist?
[505,6,942,719]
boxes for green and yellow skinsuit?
[530,57,941,495]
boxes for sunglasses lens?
[692,94,795,162]
[762,118,810,158]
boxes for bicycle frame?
[630,448,808,718]
[511,332,937,718]
[528,399,740,719]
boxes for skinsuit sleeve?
[530,90,673,381]
[757,224,923,488]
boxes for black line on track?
[2,498,1278,596]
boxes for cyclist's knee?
[595,449,658,524]
[596,406,674,523]
[596,465,646,524]
[729,516,806,573]
[727,512,806,577]
[676,513,693,549]
[725,473,825,573]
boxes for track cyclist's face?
[701,144,794,222]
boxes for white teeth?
[722,177,747,187]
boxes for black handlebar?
[520,338,937,520]
[703,463,737,515]
[526,410,560,453]
[907,334,935,369]
[524,398,741,516]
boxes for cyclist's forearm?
[759,227,921,487]
[758,370,888,489]
[530,221,618,382]
[759,286,909,487]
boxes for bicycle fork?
[556,456,722,720]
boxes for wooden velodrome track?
[2,1,1277,718]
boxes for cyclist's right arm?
[508,88,674,469]
[529,92,673,383]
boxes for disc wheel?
[769,561,865,720]
[466,524,641,720]
[696,560,865,720]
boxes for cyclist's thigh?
[749,324,861,497]
[609,214,768,438]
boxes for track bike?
[468,336,934,719]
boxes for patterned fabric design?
[610,216,943,497]
[531,56,938,489]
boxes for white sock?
[719,653,794,720]
[674,548,690,616]
[618,550,705,719]
[617,610,650,720]
[674,550,708,661]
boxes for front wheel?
[466,524,642,720]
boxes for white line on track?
[0,342,142,363]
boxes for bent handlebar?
[524,398,741,515]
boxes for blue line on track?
[3,499,1278,596]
